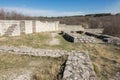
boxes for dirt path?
[49,33,60,45]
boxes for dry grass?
[77,43,120,79]
[55,34,120,79]
[88,44,120,79]
[0,32,52,48]
[0,52,67,80]
[0,32,120,79]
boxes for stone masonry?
[62,31,98,43]
[63,51,96,80]
[0,46,96,80]
[0,20,59,36]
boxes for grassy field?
[0,52,67,80]
[0,32,83,50]
[0,32,120,79]
[0,32,52,48]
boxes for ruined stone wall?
[0,20,59,36]
[84,28,104,33]
[11,23,21,36]
[24,20,33,34]
[0,20,20,36]
[0,23,2,35]
[35,21,59,32]
[59,24,84,31]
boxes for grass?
[56,36,120,79]
[0,52,67,80]
[0,32,120,79]
[0,32,52,48]
[87,44,120,79]
[0,32,84,50]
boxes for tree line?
[0,8,120,37]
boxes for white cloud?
[104,1,120,14]
[0,7,84,17]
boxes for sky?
[0,0,120,17]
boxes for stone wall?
[84,28,104,34]
[59,24,84,32]
[62,31,98,43]
[84,31,120,45]
[0,46,96,80]
[0,20,20,36]
[0,20,59,36]
[11,24,20,36]
[35,21,59,32]
[0,21,2,35]
[63,51,96,80]
[24,20,33,34]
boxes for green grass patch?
[0,33,52,48]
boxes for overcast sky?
[0,0,120,17]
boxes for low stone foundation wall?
[0,46,96,80]
[62,32,74,42]
[84,28,104,34]
[62,31,96,43]
[59,24,84,32]
[85,32,120,46]
[63,52,96,80]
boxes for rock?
[63,70,72,78]
[63,51,96,80]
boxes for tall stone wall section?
[0,20,59,36]
[11,23,21,36]
[24,20,33,34]
[0,23,2,35]
[35,21,59,32]
[0,20,20,36]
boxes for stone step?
[4,24,17,36]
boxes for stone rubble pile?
[63,51,96,80]
[0,46,64,57]
[0,46,96,80]
[74,36,96,43]
[104,37,120,46]
[62,31,97,43]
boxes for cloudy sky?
[0,0,120,17]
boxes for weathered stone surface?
[0,20,59,36]
[106,37,120,46]
[62,31,98,43]
[63,52,96,80]
[0,46,97,80]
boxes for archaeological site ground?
[0,18,120,80]
[0,3,120,79]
